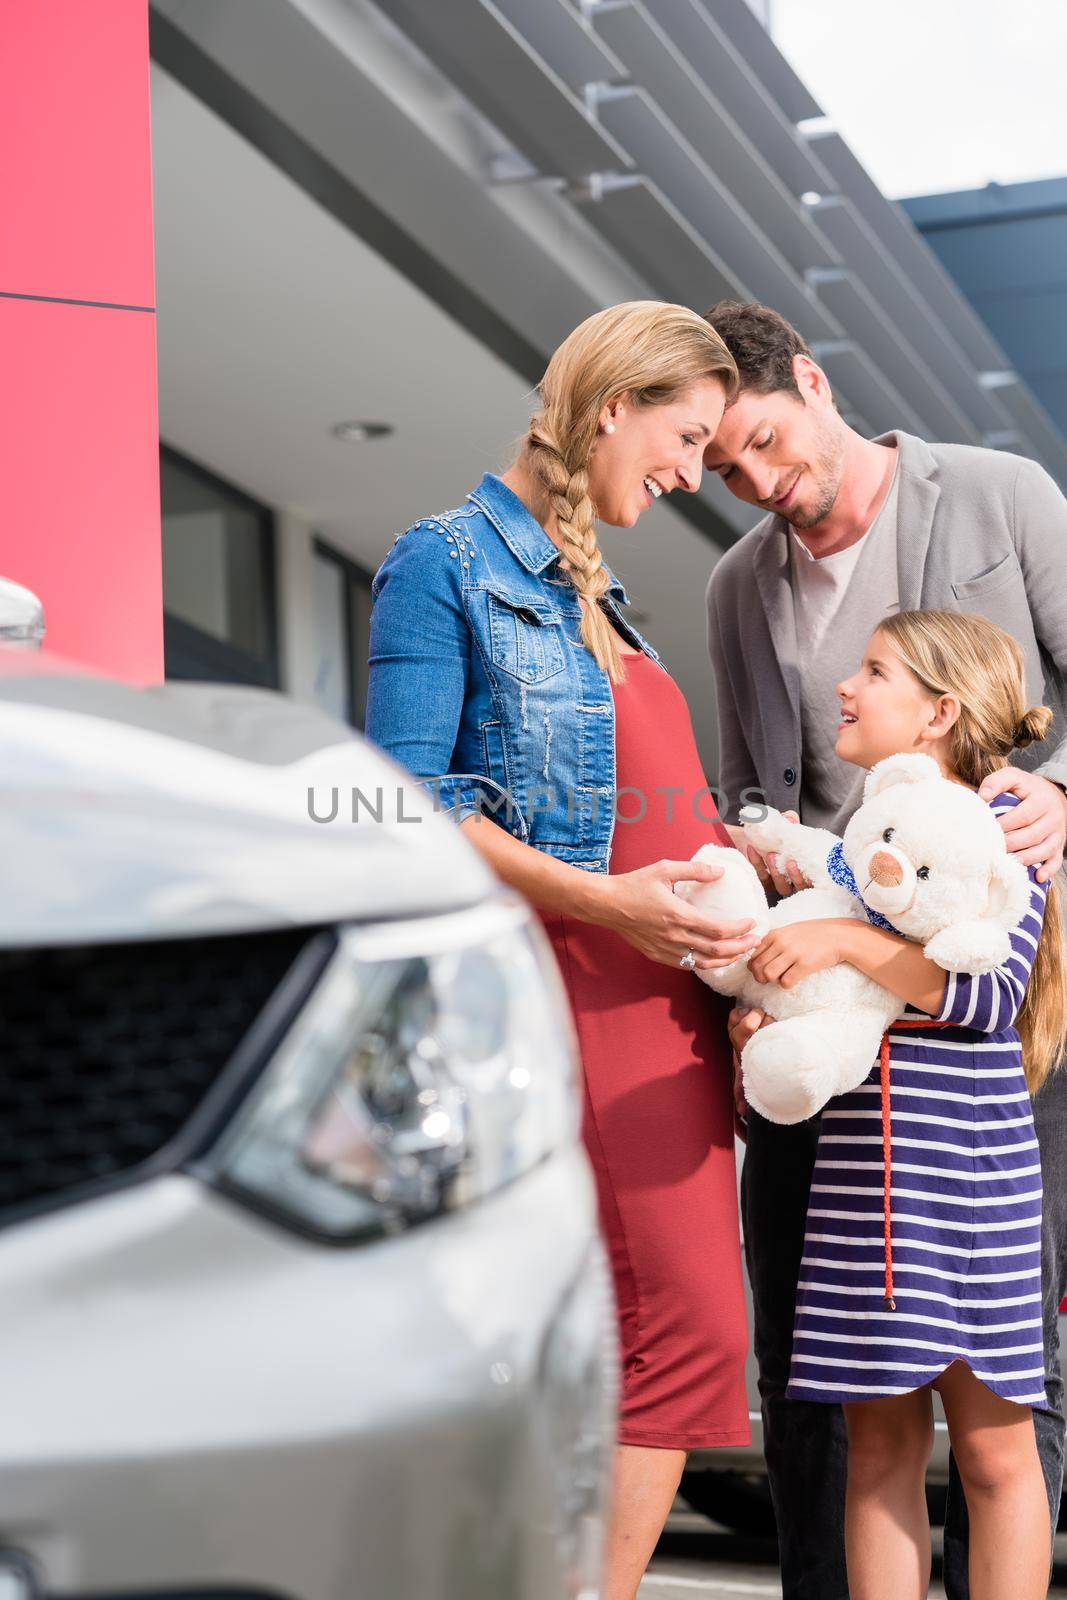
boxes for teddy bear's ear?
[863,752,943,802]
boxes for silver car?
[0,658,614,1600]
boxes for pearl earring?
[603,423,616,434]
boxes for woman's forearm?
[838,920,948,1016]
[459,815,615,924]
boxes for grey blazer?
[706,430,1067,823]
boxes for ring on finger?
[679,948,697,971]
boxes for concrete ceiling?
[151,63,731,767]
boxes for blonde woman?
[367,303,753,1597]
[744,611,1066,1600]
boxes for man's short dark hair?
[704,300,813,401]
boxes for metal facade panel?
[906,190,1067,443]
[809,270,967,439]
[150,0,596,369]
[596,87,839,340]
[813,341,929,438]
[804,130,1010,375]
[811,197,1003,437]
[917,213,1067,299]
[372,0,632,180]
[593,2,839,273]
[580,176,741,310]
[490,0,625,90]
[991,379,1067,483]
[697,0,823,123]
[639,0,836,199]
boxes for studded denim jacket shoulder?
[365,472,665,870]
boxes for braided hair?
[521,302,737,683]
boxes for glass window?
[313,554,350,724]
[312,540,374,728]
[161,447,278,687]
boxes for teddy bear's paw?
[675,846,770,941]
[738,806,790,856]
[694,956,751,999]
[742,1018,840,1125]
[924,920,1012,975]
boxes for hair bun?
[1014,705,1054,749]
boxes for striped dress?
[787,794,1050,1408]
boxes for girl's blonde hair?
[521,301,738,684]
[879,609,1065,1093]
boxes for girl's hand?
[748,920,852,988]
[731,810,809,899]
[726,1006,771,1141]
[592,858,761,970]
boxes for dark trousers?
[741,1066,1067,1600]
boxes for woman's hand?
[748,919,852,988]
[591,857,761,970]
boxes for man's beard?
[776,421,845,529]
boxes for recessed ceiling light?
[800,190,823,207]
[331,421,394,442]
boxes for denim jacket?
[366,472,666,871]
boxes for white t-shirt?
[791,459,902,831]
[789,465,901,656]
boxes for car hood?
[0,672,497,946]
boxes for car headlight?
[204,899,579,1241]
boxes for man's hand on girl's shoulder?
[978,767,1067,883]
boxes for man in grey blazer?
[703,299,1067,1600]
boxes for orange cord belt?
[878,1020,955,1310]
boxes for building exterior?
[903,176,1067,447]
[4,3,162,682]
[146,0,1067,774]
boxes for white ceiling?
[151,64,731,767]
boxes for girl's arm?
[850,793,1049,1029]
[835,921,947,1016]
[750,919,948,1014]
[755,871,1049,1030]
[930,871,1049,1033]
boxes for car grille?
[0,926,328,1225]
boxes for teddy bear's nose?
[869,850,904,887]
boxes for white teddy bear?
[676,753,1032,1124]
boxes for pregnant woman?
[366,302,753,1599]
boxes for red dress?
[541,652,750,1449]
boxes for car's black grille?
[0,926,328,1225]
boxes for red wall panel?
[1,3,156,307]
[2,2,162,682]
[0,297,161,684]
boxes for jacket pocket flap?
[952,551,1020,602]
[483,584,560,625]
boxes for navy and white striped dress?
[787,794,1050,1408]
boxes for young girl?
[745,609,1065,1600]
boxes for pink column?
[0,2,162,682]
